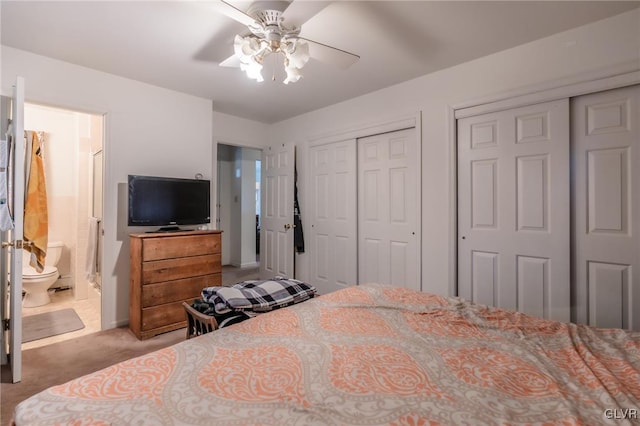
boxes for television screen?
[128,175,210,228]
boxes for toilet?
[22,241,64,308]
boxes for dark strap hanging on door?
[294,165,305,253]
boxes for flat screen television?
[128,175,210,231]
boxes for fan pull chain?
[272,54,276,82]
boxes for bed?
[13,283,640,425]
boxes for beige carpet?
[0,266,259,424]
[0,326,184,425]
[222,265,259,285]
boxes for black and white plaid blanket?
[201,277,317,314]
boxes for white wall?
[2,46,214,328]
[269,9,640,296]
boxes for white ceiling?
[2,1,638,123]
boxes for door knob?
[284,224,296,230]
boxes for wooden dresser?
[129,230,222,340]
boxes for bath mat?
[22,308,85,343]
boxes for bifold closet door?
[457,99,570,322]
[358,127,420,291]
[309,140,357,295]
[572,85,640,330]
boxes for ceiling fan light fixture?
[219,0,360,84]
[234,35,266,82]
[283,64,302,85]
[233,33,307,84]
[240,59,264,82]
[233,34,260,60]
[284,39,310,69]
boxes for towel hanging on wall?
[24,130,48,272]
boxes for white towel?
[85,216,99,282]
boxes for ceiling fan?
[216,0,360,84]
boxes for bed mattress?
[14,284,640,425]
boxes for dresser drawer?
[142,254,221,284]
[141,273,221,307]
[141,301,189,331]
[142,233,221,261]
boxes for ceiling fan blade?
[219,54,241,68]
[281,1,330,28]
[300,37,360,69]
[216,0,257,26]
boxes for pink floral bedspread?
[14,284,640,425]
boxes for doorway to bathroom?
[216,143,261,284]
[21,103,104,350]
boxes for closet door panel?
[471,159,498,229]
[516,155,548,231]
[358,128,420,290]
[588,262,630,329]
[471,250,499,307]
[572,85,639,330]
[587,148,628,233]
[309,140,357,294]
[458,99,570,321]
[517,255,549,319]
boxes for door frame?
[22,102,106,302]
[3,76,25,382]
[449,65,640,298]
[303,111,422,289]
[212,140,264,270]
[0,89,111,331]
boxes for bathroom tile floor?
[22,286,102,351]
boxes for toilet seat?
[23,265,58,279]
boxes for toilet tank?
[45,241,64,266]
[22,241,64,267]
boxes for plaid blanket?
[201,277,317,314]
[190,299,254,328]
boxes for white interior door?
[309,139,357,294]
[457,99,570,322]
[1,77,25,383]
[260,143,294,279]
[572,85,640,330]
[358,127,420,290]
[0,97,8,367]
